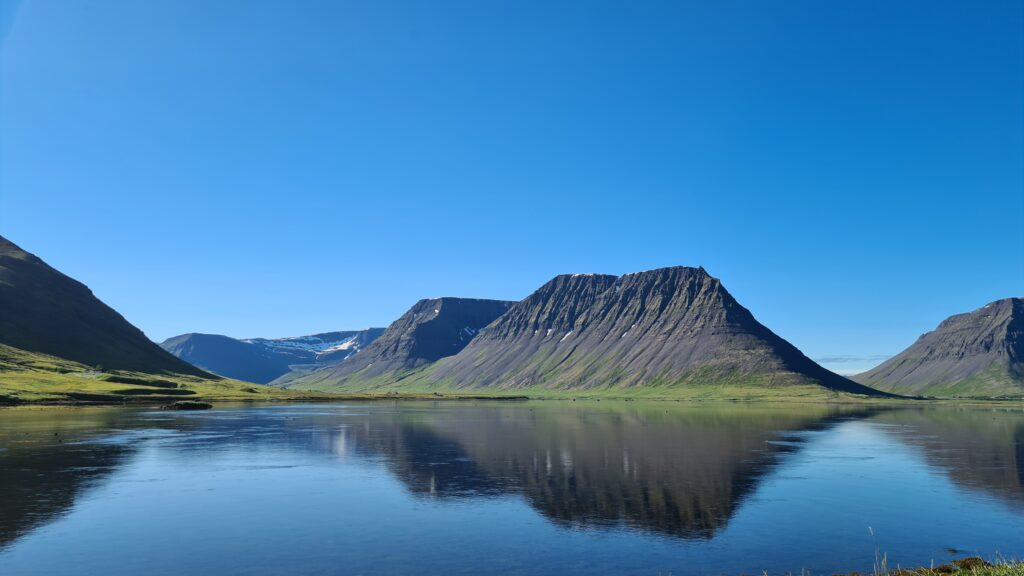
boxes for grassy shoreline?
[0,388,534,408]
[2,344,1021,408]
[844,557,1024,576]
[3,393,1021,410]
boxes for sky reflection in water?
[0,402,1022,575]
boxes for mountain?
[426,267,877,395]
[0,235,207,377]
[0,235,311,405]
[160,329,385,384]
[289,266,881,397]
[854,298,1023,398]
[277,297,514,388]
[247,329,385,363]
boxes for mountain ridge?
[276,297,515,388]
[854,297,1023,397]
[161,328,385,384]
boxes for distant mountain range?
[854,298,1023,398]
[284,267,882,397]
[161,329,384,384]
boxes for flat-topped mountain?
[0,235,208,377]
[854,298,1023,397]
[161,328,384,384]
[427,266,876,395]
[289,266,881,397]
[277,297,514,388]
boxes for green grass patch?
[838,557,1024,576]
[0,344,533,405]
[284,361,894,403]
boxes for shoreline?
[2,393,1021,410]
[0,392,534,409]
[837,557,1024,576]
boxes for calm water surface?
[1,402,1022,575]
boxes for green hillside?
[0,343,299,405]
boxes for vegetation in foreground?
[840,557,1024,576]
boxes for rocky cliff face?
[280,297,514,388]
[427,266,876,394]
[0,235,209,377]
[854,298,1023,397]
[161,328,385,384]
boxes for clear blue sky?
[1,1,1022,374]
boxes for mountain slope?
[0,235,208,376]
[161,329,385,384]
[854,298,1023,397]
[279,297,514,388]
[0,236,314,404]
[426,267,876,395]
[289,266,881,397]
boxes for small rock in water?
[162,401,213,411]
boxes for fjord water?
[1,403,1022,575]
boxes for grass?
[914,365,1023,400]
[287,361,898,403]
[835,557,1024,576]
[835,530,1024,576]
[279,358,1024,406]
[865,363,1024,400]
[0,344,524,406]
[0,343,285,403]
[4,342,1022,407]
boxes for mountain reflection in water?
[1,402,1023,576]
[872,408,1024,509]
[327,404,876,538]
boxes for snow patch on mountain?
[244,334,359,355]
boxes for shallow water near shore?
[1,401,1022,575]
